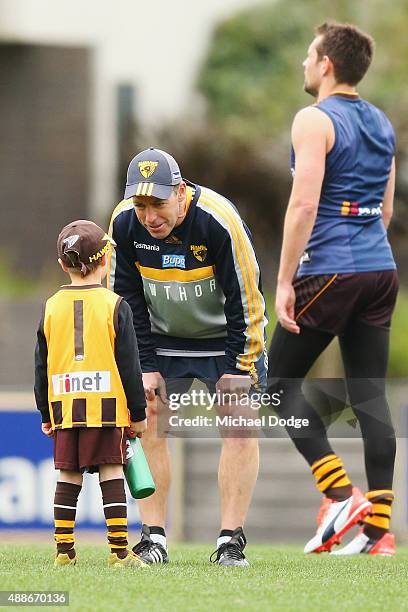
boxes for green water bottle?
[124,437,156,499]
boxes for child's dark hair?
[63,250,102,277]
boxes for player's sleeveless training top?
[292,94,396,275]
[43,285,129,429]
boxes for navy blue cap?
[124,148,182,200]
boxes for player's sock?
[148,526,167,550]
[217,529,234,549]
[211,527,249,566]
[100,478,129,560]
[311,453,352,501]
[132,525,168,564]
[363,489,394,540]
[54,481,81,559]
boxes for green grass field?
[2,544,408,611]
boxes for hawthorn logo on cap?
[63,235,80,249]
[138,161,159,179]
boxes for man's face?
[303,36,324,97]
[132,183,186,239]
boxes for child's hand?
[41,422,54,437]
[127,419,147,439]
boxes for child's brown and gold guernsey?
[35,218,147,568]
[43,285,129,429]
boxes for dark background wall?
[0,43,90,278]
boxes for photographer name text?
[168,415,309,429]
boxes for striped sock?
[100,478,129,559]
[54,481,81,559]
[311,453,352,500]
[364,489,394,539]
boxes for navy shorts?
[156,353,268,395]
[294,270,398,335]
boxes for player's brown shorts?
[53,427,127,473]
[294,270,398,335]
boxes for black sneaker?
[132,525,169,564]
[210,527,249,567]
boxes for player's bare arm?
[276,106,332,333]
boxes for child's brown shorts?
[53,427,127,473]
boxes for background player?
[108,148,267,566]
[268,22,398,555]
[34,220,147,567]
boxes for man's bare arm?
[276,107,332,333]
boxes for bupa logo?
[51,371,111,395]
[162,254,186,269]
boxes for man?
[108,147,267,566]
[268,22,398,555]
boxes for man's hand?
[127,419,147,438]
[142,371,167,403]
[275,281,300,334]
[41,422,53,437]
[216,373,252,405]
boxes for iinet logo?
[52,371,111,395]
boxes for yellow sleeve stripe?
[107,199,134,290]
[110,199,134,226]
[202,194,264,368]
[106,518,128,527]
[199,193,264,369]
[201,195,263,368]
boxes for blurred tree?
[196,0,408,273]
[198,0,408,145]
[194,0,408,376]
[129,0,408,284]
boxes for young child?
[34,219,148,568]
